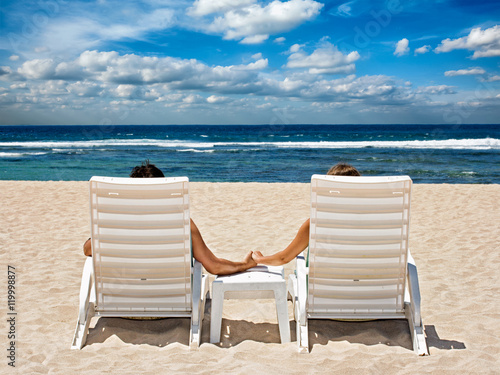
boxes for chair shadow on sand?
[85,317,194,347]
[424,325,466,350]
[81,303,465,351]
[302,321,465,352]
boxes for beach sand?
[1,181,499,374]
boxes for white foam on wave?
[0,152,47,157]
[177,149,215,153]
[0,138,498,150]
[0,139,216,149]
[0,152,24,157]
[229,138,500,150]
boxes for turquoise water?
[0,124,499,183]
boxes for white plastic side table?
[209,265,291,344]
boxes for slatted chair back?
[89,176,192,316]
[308,175,412,317]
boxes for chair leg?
[209,282,224,343]
[200,274,209,321]
[287,275,298,321]
[71,304,95,350]
[406,251,429,356]
[289,274,309,353]
[274,284,291,344]
[406,305,429,356]
[296,306,309,354]
[190,261,205,350]
[71,258,95,350]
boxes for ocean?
[0,124,499,183]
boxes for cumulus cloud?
[444,67,486,77]
[67,81,103,97]
[286,42,360,74]
[274,37,286,43]
[233,58,269,70]
[2,48,461,120]
[294,74,411,104]
[182,94,205,104]
[113,84,144,99]
[414,45,430,55]
[11,50,271,97]
[207,0,323,44]
[394,38,409,56]
[18,59,57,80]
[435,25,500,59]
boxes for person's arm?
[252,219,310,266]
[190,219,257,276]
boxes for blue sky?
[0,0,499,125]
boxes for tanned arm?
[190,219,257,275]
[83,220,256,275]
[252,219,310,266]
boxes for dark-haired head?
[327,163,361,176]
[130,160,165,178]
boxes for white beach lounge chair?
[288,175,428,355]
[71,176,209,350]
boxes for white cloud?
[296,74,406,102]
[10,83,27,90]
[416,85,456,95]
[9,48,498,124]
[286,42,360,74]
[5,49,402,104]
[394,38,409,56]
[207,95,232,104]
[9,55,20,61]
[207,0,323,44]
[67,81,103,97]
[12,50,268,91]
[240,34,269,44]
[30,80,69,96]
[113,84,140,98]
[274,37,286,43]
[182,94,205,104]
[189,0,256,16]
[444,68,486,77]
[233,58,269,70]
[435,25,500,59]
[18,59,57,80]
[414,45,430,55]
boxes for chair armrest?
[191,259,203,326]
[296,251,308,325]
[407,250,422,325]
[78,257,94,321]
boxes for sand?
[1,181,499,374]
